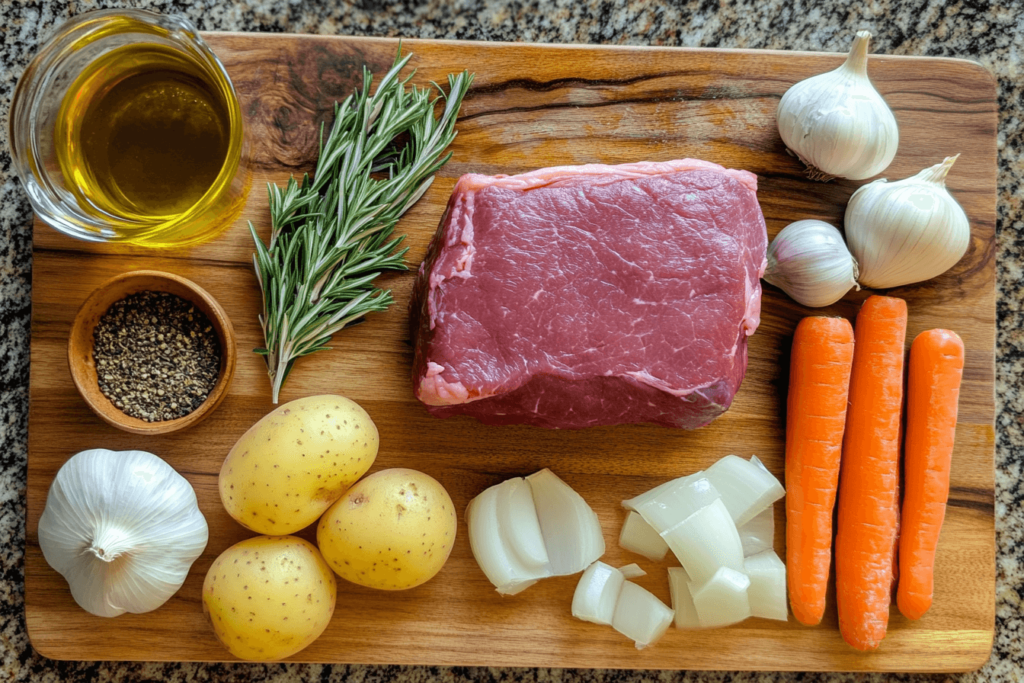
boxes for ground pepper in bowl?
[93,291,221,422]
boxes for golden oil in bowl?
[10,10,250,247]
[57,44,231,221]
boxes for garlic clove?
[845,155,971,288]
[777,31,899,181]
[763,220,860,307]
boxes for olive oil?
[56,44,231,220]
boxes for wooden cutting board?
[25,33,997,671]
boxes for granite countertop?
[2,0,1021,681]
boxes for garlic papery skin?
[764,220,860,307]
[845,155,971,288]
[37,449,209,617]
[777,31,899,181]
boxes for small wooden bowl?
[68,270,237,435]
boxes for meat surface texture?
[410,159,768,429]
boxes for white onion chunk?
[466,483,551,595]
[572,561,624,625]
[660,498,744,585]
[704,455,785,527]
[738,505,775,557]
[618,563,646,579]
[631,475,721,533]
[497,477,549,569]
[744,550,788,621]
[688,566,751,628]
[527,469,605,576]
[468,469,605,595]
[611,581,675,650]
[623,474,699,513]
[619,511,669,561]
[667,566,701,629]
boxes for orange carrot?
[897,329,964,621]
[835,295,907,651]
[785,316,855,626]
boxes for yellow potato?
[219,395,378,534]
[202,535,336,661]
[317,468,457,590]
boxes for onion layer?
[688,566,751,628]
[744,550,788,621]
[497,477,549,569]
[612,581,675,649]
[668,566,701,629]
[467,469,605,595]
[738,505,775,557]
[630,476,721,533]
[466,482,550,595]
[528,469,605,576]
[618,511,669,561]
[704,455,785,527]
[661,498,744,585]
[619,563,646,579]
[623,474,700,513]
[572,561,624,625]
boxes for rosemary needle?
[250,49,473,403]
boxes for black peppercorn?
[93,291,221,422]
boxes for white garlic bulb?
[764,220,860,307]
[777,31,899,181]
[845,155,970,288]
[38,449,208,617]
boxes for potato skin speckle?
[218,395,378,534]
[318,469,457,591]
[202,536,336,661]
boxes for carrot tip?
[897,600,929,621]
[844,638,884,652]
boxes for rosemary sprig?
[250,49,473,402]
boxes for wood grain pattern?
[25,34,997,671]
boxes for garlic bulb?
[777,31,899,180]
[845,155,970,288]
[38,449,208,617]
[764,220,860,307]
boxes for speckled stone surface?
[1,0,1021,681]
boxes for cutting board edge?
[22,600,996,673]
[205,30,1001,78]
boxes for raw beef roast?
[410,159,768,429]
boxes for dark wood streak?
[948,485,996,514]
[172,470,220,479]
[472,71,707,94]
[889,107,998,116]
[878,90,996,106]
[459,91,781,123]
[476,78,997,107]
[456,132,776,153]
[33,246,260,270]
[236,44,390,170]
[956,229,999,285]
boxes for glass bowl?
[9,9,250,247]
